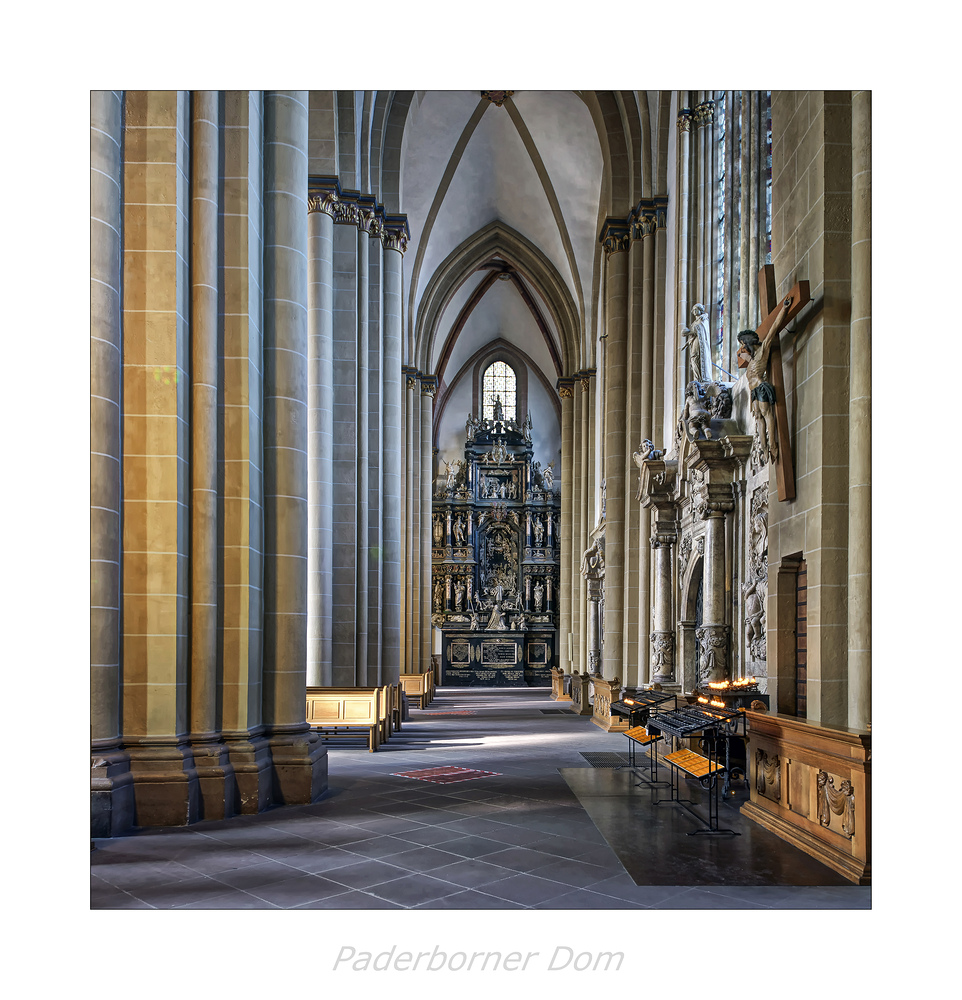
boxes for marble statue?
[533,516,544,546]
[533,580,545,613]
[541,463,554,490]
[682,303,712,382]
[737,295,792,463]
[453,515,466,546]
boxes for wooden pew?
[399,671,433,709]
[305,687,383,752]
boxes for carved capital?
[600,219,631,257]
[694,100,715,126]
[677,109,694,133]
[382,220,410,254]
[557,378,575,400]
[420,375,438,398]
[308,189,339,217]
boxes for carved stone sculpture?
[681,303,712,382]
[743,576,767,661]
[533,580,544,614]
[695,624,728,685]
[754,748,781,801]
[817,770,856,839]
[679,381,712,442]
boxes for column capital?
[677,108,694,132]
[694,100,715,127]
[402,364,420,391]
[420,374,438,398]
[308,176,410,251]
[557,377,576,400]
[382,216,410,254]
[599,219,631,257]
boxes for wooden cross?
[738,265,810,502]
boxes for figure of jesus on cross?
[737,295,792,464]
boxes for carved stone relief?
[817,771,856,839]
[754,748,781,801]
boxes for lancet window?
[482,361,517,422]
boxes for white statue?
[682,303,712,382]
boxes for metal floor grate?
[579,752,631,768]
[540,709,572,715]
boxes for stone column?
[219,91,271,814]
[675,107,693,409]
[579,371,594,677]
[189,91,234,818]
[585,564,604,677]
[403,369,419,672]
[848,90,871,730]
[90,90,133,836]
[420,376,437,670]
[569,377,583,675]
[121,91,197,827]
[307,186,336,686]
[261,90,326,804]
[640,457,679,686]
[355,221,370,685]
[380,222,407,684]
[558,378,575,674]
[601,220,630,682]
[689,437,749,688]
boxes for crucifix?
[737,264,810,502]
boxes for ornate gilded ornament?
[481,91,514,107]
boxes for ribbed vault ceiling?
[398,90,606,389]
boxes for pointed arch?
[414,221,580,376]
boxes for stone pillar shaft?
[559,380,575,673]
[91,89,133,836]
[91,90,124,750]
[189,91,221,740]
[307,202,335,686]
[848,90,871,730]
[381,244,404,684]
[355,228,370,684]
[602,236,629,682]
[262,91,310,731]
[420,382,435,670]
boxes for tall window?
[482,361,517,421]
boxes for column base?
[189,737,238,822]
[90,747,135,838]
[267,726,329,805]
[124,741,202,828]
[223,732,274,815]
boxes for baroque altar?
[432,409,560,686]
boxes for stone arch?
[414,221,580,377]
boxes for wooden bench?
[400,671,434,709]
[305,687,383,752]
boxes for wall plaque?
[527,642,548,664]
[481,641,519,665]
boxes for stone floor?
[90,687,871,910]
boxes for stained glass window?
[482,361,516,422]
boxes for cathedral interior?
[86,86,882,941]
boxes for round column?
[420,377,436,670]
[380,228,406,684]
[848,90,871,730]
[355,225,370,685]
[189,91,221,742]
[263,90,310,730]
[601,222,630,683]
[558,378,575,674]
[307,191,336,686]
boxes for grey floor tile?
[364,873,465,906]
[325,859,414,890]
[292,890,405,909]
[480,872,575,906]
[531,888,646,909]
[245,873,358,907]
[429,858,522,889]
[385,845,470,872]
